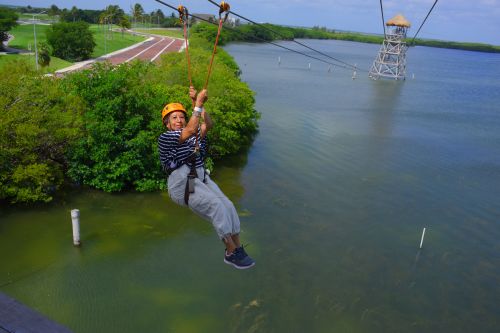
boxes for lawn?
[8,23,50,50]
[7,23,147,60]
[0,53,72,72]
[90,25,147,57]
[17,13,53,21]
[133,28,184,39]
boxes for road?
[55,32,184,75]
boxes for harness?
[183,150,207,205]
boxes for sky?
[3,0,500,45]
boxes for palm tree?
[131,3,144,29]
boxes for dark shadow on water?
[369,79,404,137]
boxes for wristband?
[193,106,202,116]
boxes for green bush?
[63,61,169,192]
[63,36,258,193]
[46,21,96,61]
[37,42,51,68]
[0,62,83,203]
[1,21,259,203]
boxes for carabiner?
[177,5,188,23]
[219,1,230,22]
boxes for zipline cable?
[410,0,439,45]
[379,0,386,39]
[155,0,362,72]
[206,0,361,71]
[219,19,356,71]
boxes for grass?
[89,25,147,57]
[8,24,50,50]
[6,23,147,62]
[17,13,53,21]
[133,28,184,39]
[0,54,72,72]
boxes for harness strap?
[183,152,207,205]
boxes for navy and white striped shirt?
[158,129,207,172]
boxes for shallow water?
[1,40,500,332]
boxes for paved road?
[106,35,184,65]
[56,33,184,75]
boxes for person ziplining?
[157,1,255,270]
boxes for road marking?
[151,39,176,62]
[125,38,165,63]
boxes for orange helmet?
[162,103,186,122]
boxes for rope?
[410,0,439,45]
[204,4,229,89]
[207,0,359,71]
[379,0,386,39]
[178,5,193,89]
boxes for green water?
[1,40,500,332]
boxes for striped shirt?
[158,129,207,172]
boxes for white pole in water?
[71,209,81,246]
[419,227,426,249]
[278,56,281,66]
[308,63,311,70]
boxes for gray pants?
[168,164,241,239]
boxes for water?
[1,40,500,332]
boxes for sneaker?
[224,247,255,269]
[236,245,251,259]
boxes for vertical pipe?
[71,209,81,247]
[33,15,38,71]
[419,227,426,249]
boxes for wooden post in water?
[419,227,426,249]
[71,209,81,247]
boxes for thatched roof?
[386,14,411,28]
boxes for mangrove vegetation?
[0,31,258,204]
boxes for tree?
[37,42,51,68]
[0,8,18,51]
[155,9,164,21]
[118,16,131,36]
[131,3,144,27]
[104,5,125,24]
[48,4,60,17]
[46,21,96,61]
[0,63,83,203]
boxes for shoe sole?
[224,258,256,270]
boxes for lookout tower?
[369,14,411,80]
